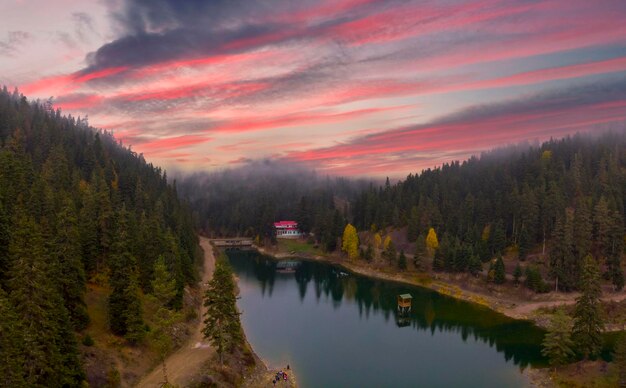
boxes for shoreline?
[210,241,297,387]
[253,243,626,332]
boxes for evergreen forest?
[0,87,199,386]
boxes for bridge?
[211,238,254,247]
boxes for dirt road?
[138,237,216,387]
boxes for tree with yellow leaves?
[383,235,392,250]
[426,228,439,252]
[342,224,359,260]
[373,233,382,249]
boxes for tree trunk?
[555,276,559,293]
[161,355,169,386]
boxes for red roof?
[274,221,298,227]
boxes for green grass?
[278,239,326,256]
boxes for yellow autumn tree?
[373,233,382,249]
[383,235,392,250]
[342,224,359,260]
[426,228,439,251]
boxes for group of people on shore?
[271,365,290,385]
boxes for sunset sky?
[2,0,626,177]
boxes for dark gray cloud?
[85,0,389,72]
[424,77,626,129]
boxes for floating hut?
[397,293,412,315]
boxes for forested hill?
[352,132,625,290]
[0,87,199,386]
[177,162,370,249]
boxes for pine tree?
[518,225,532,260]
[525,266,548,293]
[607,210,625,291]
[108,207,144,339]
[541,310,575,371]
[78,182,99,275]
[468,253,482,276]
[398,250,407,270]
[572,255,604,360]
[0,288,26,387]
[123,274,145,344]
[407,206,419,241]
[7,206,84,386]
[414,233,427,271]
[384,240,397,264]
[513,263,523,284]
[493,256,506,284]
[54,196,89,329]
[490,221,506,255]
[341,223,359,260]
[614,333,626,388]
[432,235,446,272]
[152,255,178,307]
[203,259,243,365]
[149,257,181,385]
[0,200,10,284]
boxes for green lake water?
[226,249,548,387]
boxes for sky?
[1,0,626,178]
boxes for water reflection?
[227,248,546,369]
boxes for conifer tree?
[383,240,397,264]
[493,255,506,284]
[407,206,419,241]
[203,259,243,365]
[541,310,575,371]
[0,288,26,387]
[123,274,145,344]
[414,233,427,271]
[513,263,523,284]
[525,266,548,293]
[7,206,84,386]
[572,255,604,360]
[518,225,532,260]
[108,207,144,339]
[0,200,10,284]
[78,182,99,275]
[614,333,626,388]
[468,253,482,276]
[398,250,407,270]
[149,256,181,385]
[490,221,506,255]
[432,235,446,272]
[54,196,89,329]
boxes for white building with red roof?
[274,220,302,239]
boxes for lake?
[226,249,547,387]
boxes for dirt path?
[509,292,626,318]
[138,237,216,387]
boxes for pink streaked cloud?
[3,0,626,176]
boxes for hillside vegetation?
[351,132,625,292]
[0,88,199,386]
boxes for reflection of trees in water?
[227,250,546,368]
